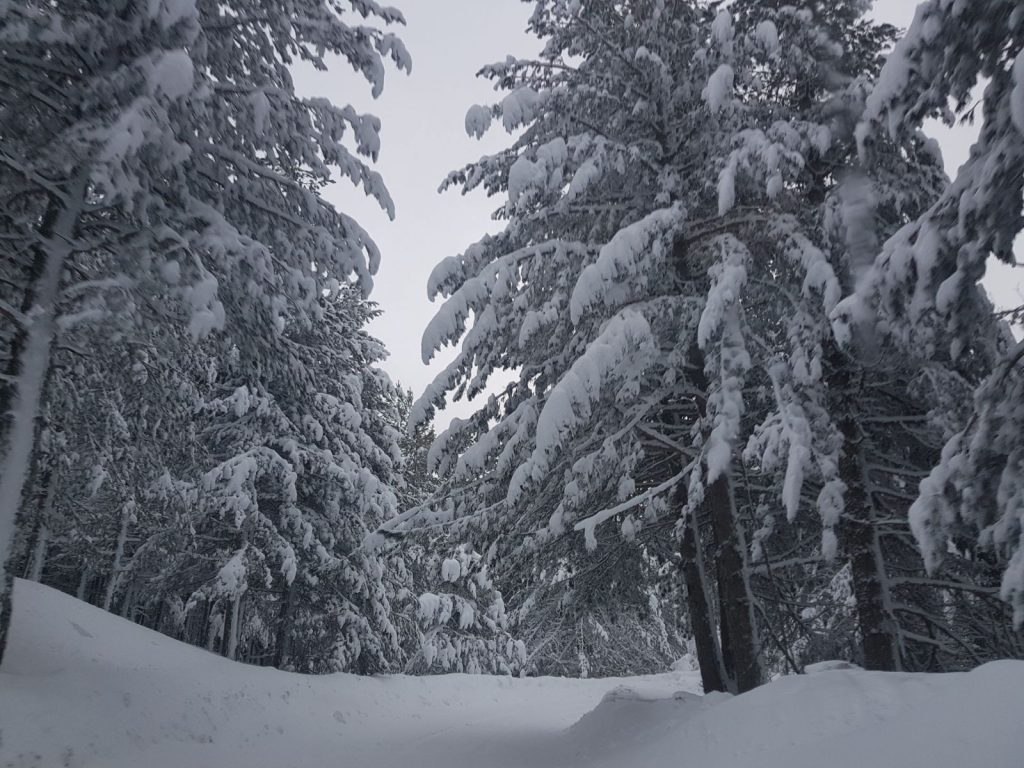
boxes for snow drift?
[1,579,1022,768]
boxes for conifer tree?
[399,0,1010,685]
[0,0,409,661]
[834,0,1024,631]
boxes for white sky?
[301,0,1022,428]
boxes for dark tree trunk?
[671,234,762,693]
[678,500,728,693]
[839,423,900,671]
[685,338,762,693]
[0,570,11,664]
[828,343,901,672]
[273,581,296,669]
[0,199,64,667]
[705,472,761,692]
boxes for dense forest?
[2,0,1023,702]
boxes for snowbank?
[1,579,1022,768]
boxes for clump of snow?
[755,20,779,53]
[465,104,493,139]
[711,9,734,49]
[704,64,735,113]
[804,660,863,674]
[153,0,197,30]
[671,654,698,672]
[147,50,195,100]
[441,557,462,582]
[500,87,541,132]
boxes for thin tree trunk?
[206,605,222,653]
[0,176,85,663]
[828,343,901,672]
[119,584,134,619]
[103,503,132,612]
[77,567,92,602]
[840,426,900,671]
[24,464,56,583]
[226,595,241,661]
[678,501,728,693]
[27,521,48,583]
[273,580,296,669]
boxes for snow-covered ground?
[1,579,1022,768]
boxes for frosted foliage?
[387,0,1007,683]
[411,545,523,675]
[835,0,1024,620]
[465,104,493,139]
[755,21,779,53]
[441,558,462,583]
[500,88,542,132]
[910,361,1024,627]
[712,9,734,49]
[0,0,412,655]
[570,205,683,324]
[509,309,657,506]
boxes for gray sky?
[303,0,1021,428]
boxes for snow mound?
[803,659,863,674]
[2,579,1023,768]
[564,685,721,762]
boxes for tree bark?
[226,594,242,661]
[704,472,761,692]
[0,177,85,664]
[26,520,48,583]
[839,423,901,671]
[103,503,132,612]
[678,501,728,693]
[827,342,901,672]
[685,339,762,693]
[273,580,297,669]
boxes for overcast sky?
[301,0,1020,429]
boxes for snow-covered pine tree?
[190,289,410,672]
[832,0,1024,631]
[392,387,441,511]
[0,0,204,659]
[397,0,776,692]
[27,317,208,616]
[396,0,1012,685]
[401,542,526,675]
[700,0,1013,672]
[0,0,409,661]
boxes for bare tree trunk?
[827,343,901,672]
[226,595,242,661]
[76,568,92,602]
[24,461,57,584]
[273,580,296,669]
[840,424,900,671]
[27,521,48,583]
[206,605,222,653]
[0,177,86,663]
[679,501,728,693]
[705,472,761,692]
[685,340,762,693]
[103,503,132,612]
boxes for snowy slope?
[1,579,1022,768]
